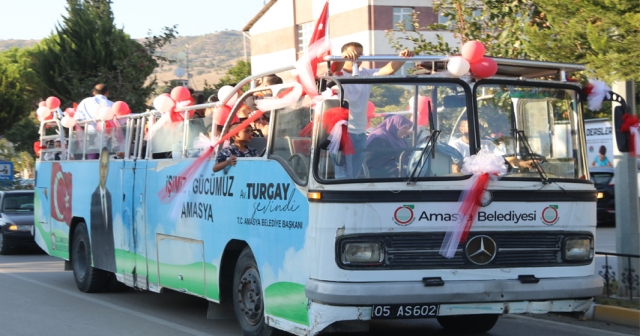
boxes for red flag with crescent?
[50,163,73,226]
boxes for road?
[0,251,637,336]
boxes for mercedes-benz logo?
[465,235,497,265]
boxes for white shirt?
[339,68,379,134]
[75,95,113,121]
[449,137,504,158]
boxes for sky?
[0,0,269,40]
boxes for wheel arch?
[68,216,86,261]
[219,239,249,304]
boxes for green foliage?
[0,138,34,181]
[4,116,39,156]
[386,1,541,58]
[30,0,177,112]
[525,0,640,82]
[214,60,251,90]
[370,85,404,108]
[0,48,41,134]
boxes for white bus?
[34,56,617,335]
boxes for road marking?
[0,269,217,336]
[508,314,635,336]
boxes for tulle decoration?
[440,149,507,258]
[295,37,331,98]
[620,114,640,155]
[327,120,347,154]
[321,106,355,155]
[158,111,266,215]
[586,79,611,111]
[255,83,304,112]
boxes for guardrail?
[596,251,639,301]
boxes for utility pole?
[611,80,639,298]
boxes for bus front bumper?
[305,275,603,305]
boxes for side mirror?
[612,97,630,153]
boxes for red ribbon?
[322,107,354,155]
[620,114,639,155]
[458,173,491,242]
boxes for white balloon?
[61,116,76,128]
[153,95,175,113]
[218,85,238,106]
[447,56,471,77]
[98,106,114,120]
[37,106,51,118]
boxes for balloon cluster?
[213,85,239,125]
[152,86,197,122]
[36,95,131,129]
[447,41,498,79]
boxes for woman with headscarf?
[365,115,413,177]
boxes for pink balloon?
[64,107,75,117]
[213,105,232,125]
[38,101,46,108]
[470,57,498,79]
[112,101,131,116]
[46,96,61,110]
[461,40,486,64]
[171,86,191,102]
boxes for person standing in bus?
[213,123,258,172]
[331,42,414,178]
[90,147,116,272]
[365,115,413,177]
[74,84,114,122]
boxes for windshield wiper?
[515,130,549,185]
[407,129,441,184]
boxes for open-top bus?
[34,56,619,335]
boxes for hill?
[0,30,248,90]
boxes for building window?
[393,7,414,31]
[297,21,314,53]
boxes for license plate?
[371,304,440,319]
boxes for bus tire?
[436,314,500,333]
[71,223,107,293]
[233,247,285,336]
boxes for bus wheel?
[233,247,284,336]
[71,223,107,293]
[436,314,500,333]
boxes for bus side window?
[269,100,312,183]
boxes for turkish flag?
[309,1,328,46]
[50,163,73,226]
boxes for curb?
[587,304,640,328]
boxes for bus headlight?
[341,242,384,265]
[563,237,593,261]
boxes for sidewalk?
[586,303,640,328]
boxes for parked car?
[589,166,640,226]
[0,190,37,254]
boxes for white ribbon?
[327,120,347,154]
[255,83,304,112]
[587,79,611,111]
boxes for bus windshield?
[474,83,585,179]
[314,80,470,182]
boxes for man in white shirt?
[331,42,414,178]
[449,120,533,169]
[74,84,114,122]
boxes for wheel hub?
[236,267,263,325]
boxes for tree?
[31,0,177,112]
[200,60,251,100]
[0,48,41,135]
[525,0,640,82]
[387,0,542,58]
[4,116,40,156]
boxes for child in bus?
[213,122,258,172]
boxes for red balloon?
[213,105,232,125]
[38,101,46,108]
[416,96,432,127]
[461,40,486,64]
[171,86,191,102]
[64,108,75,117]
[33,141,44,156]
[46,96,61,110]
[470,57,498,79]
[112,101,131,116]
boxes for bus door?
[121,116,149,289]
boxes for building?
[242,0,459,75]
